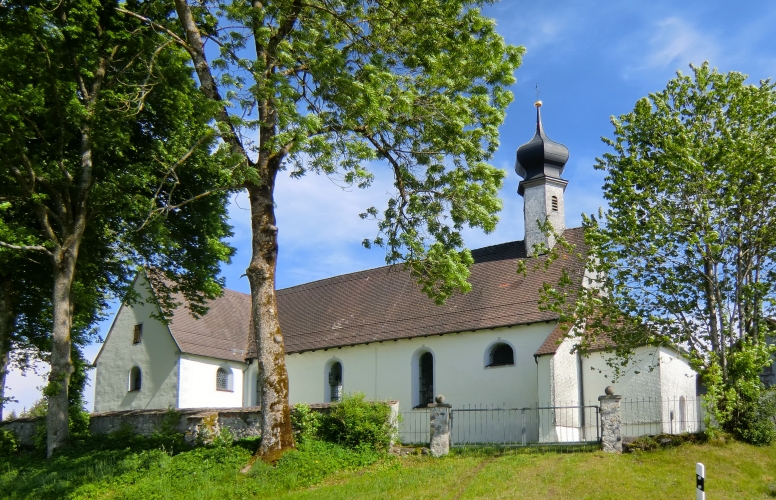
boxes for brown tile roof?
[166,228,587,359]
[169,288,252,362]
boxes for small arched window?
[128,366,142,391]
[487,343,514,367]
[418,352,434,407]
[551,195,559,212]
[328,362,343,402]
[216,367,233,391]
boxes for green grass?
[2,435,776,499]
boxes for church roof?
[164,227,587,360]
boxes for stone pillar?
[428,395,452,457]
[598,386,622,453]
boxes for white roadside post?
[696,463,705,500]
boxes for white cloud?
[622,17,719,78]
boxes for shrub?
[318,393,394,452]
[290,403,322,443]
[0,429,19,455]
[733,389,776,446]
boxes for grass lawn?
[294,442,776,499]
[2,435,776,499]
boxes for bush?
[733,389,776,446]
[290,403,322,443]
[0,429,19,455]
[318,393,394,452]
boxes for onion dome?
[515,101,569,185]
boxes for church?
[93,103,698,432]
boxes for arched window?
[128,366,142,392]
[216,367,233,391]
[487,343,514,367]
[328,362,343,402]
[551,195,559,212]
[418,352,434,407]
[679,396,687,432]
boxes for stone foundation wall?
[90,407,264,446]
[0,416,39,447]
[0,407,266,447]
[0,401,397,448]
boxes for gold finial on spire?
[535,83,542,107]
[535,100,543,107]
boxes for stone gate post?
[428,395,452,457]
[598,386,622,453]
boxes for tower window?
[216,367,233,391]
[551,195,559,212]
[487,343,515,367]
[133,324,143,344]
[128,366,142,391]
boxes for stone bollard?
[428,395,452,457]
[598,386,622,453]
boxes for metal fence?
[399,397,705,448]
[621,397,705,437]
[399,404,600,447]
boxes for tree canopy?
[549,63,776,443]
[0,0,235,455]
[120,0,523,459]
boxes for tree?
[122,0,522,460]
[0,0,234,456]
[549,63,776,442]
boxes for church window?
[216,367,233,391]
[551,195,559,212]
[487,343,514,367]
[418,352,434,407]
[133,324,143,344]
[128,366,142,391]
[328,362,343,402]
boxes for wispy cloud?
[621,17,719,78]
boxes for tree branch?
[115,8,192,52]
[0,241,52,256]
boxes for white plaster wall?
[93,275,180,412]
[178,354,246,409]
[285,322,555,409]
[580,347,662,405]
[658,348,699,433]
[581,346,698,436]
[523,181,565,255]
[243,362,261,407]
[551,336,581,407]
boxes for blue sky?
[6,0,776,415]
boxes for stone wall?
[0,401,397,449]
[0,407,266,448]
[90,407,264,446]
[0,416,39,448]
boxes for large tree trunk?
[46,247,77,457]
[246,176,294,462]
[0,276,14,421]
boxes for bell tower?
[515,101,569,255]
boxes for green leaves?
[566,63,776,438]
[188,0,521,303]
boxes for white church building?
[93,104,698,440]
